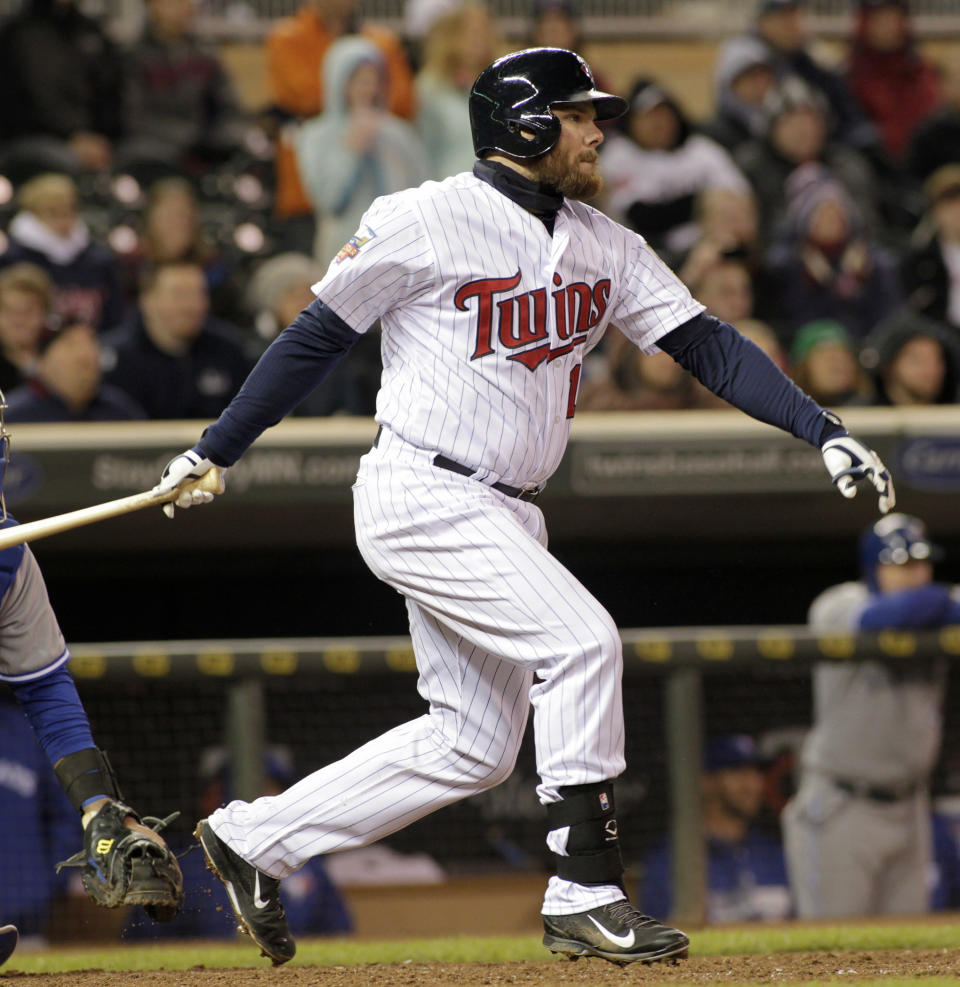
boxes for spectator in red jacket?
[846,0,940,163]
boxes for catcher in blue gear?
[0,388,183,932]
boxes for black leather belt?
[373,426,541,502]
[833,777,920,803]
[431,454,541,501]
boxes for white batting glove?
[821,433,895,514]
[153,448,221,519]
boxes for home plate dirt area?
[8,947,960,986]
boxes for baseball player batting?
[154,48,894,967]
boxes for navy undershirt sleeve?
[198,298,363,467]
[10,664,97,767]
[658,314,844,447]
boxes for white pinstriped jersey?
[312,171,704,487]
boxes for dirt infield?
[6,948,960,986]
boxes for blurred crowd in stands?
[0,0,958,424]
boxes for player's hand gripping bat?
[0,467,225,551]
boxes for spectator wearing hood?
[264,0,415,253]
[764,163,901,343]
[598,78,750,263]
[789,318,874,407]
[901,165,960,330]
[0,173,124,333]
[860,310,960,406]
[296,36,429,264]
[736,78,881,249]
[703,36,777,154]
[0,0,122,176]
[846,0,940,165]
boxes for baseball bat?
[0,468,226,551]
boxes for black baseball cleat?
[542,899,689,965]
[194,819,295,966]
[0,925,18,967]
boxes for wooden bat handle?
[0,467,226,552]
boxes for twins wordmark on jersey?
[456,271,611,369]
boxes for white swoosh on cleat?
[587,915,636,948]
[253,872,270,909]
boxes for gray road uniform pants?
[782,581,945,917]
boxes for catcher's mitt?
[57,800,184,921]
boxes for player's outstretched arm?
[658,313,894,514]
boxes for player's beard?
[531,148,603,201]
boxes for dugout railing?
[66,626,960,927]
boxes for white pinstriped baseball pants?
[210,429,627,913]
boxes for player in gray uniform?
[0,389,182,966]
[782,513,954,917]
[153,48,894,967]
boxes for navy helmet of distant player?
[858,513,942,592]
[0,387,10,523]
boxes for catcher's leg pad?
[57,800,184,920]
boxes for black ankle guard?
[546,781,624,887]
[54,747,122,812]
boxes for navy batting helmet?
[469,47,627,160]
[858,513,941,590]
